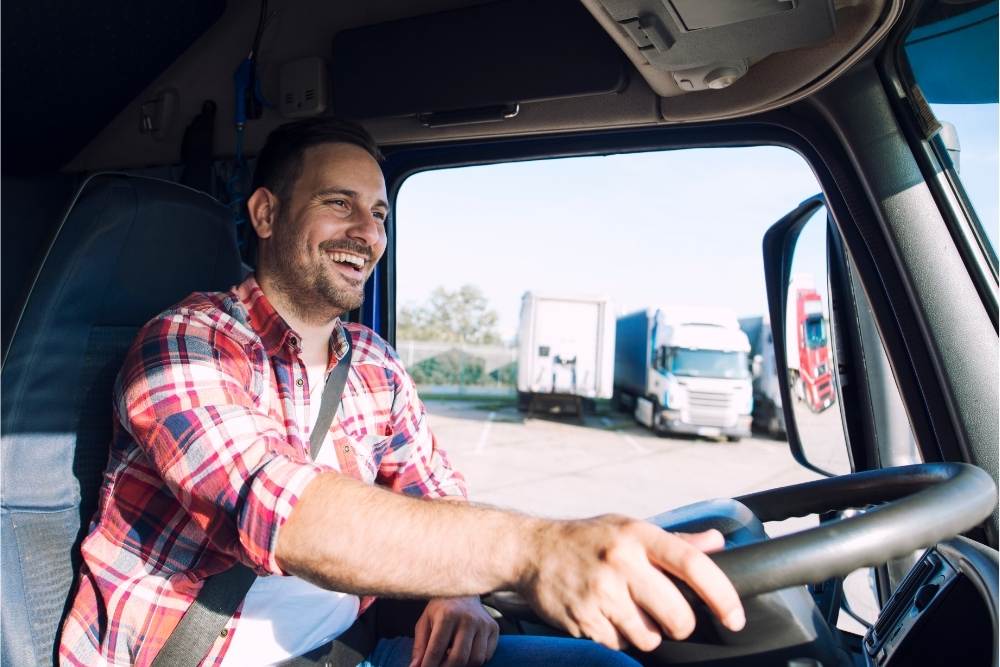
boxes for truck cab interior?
[2,1,997,666]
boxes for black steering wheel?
[485,462,997,618]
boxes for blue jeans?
[360,635,641,667]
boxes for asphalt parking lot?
[424,395,877,631]
[424,396,825,523]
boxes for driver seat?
[0,174,243,666]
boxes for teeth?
[330,251,365,268]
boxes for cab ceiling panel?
[331,0,628,124]
[598,0,835,92]
[1,1,225,176]
[584,0,899,122]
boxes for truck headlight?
[664,380,687,410]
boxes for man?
[60,118,745,667]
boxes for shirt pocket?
[342,432,391,484]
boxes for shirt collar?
[236,274,349,366]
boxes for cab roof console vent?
[597,0,836,93]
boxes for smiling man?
[59,118,744,667]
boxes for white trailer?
[516,292,615,415]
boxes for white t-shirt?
[220,365,360,666]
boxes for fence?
[396,339,518,395]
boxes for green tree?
[397,284,502,345]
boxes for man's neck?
[257,273,340,368]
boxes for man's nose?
[347,209,382,247]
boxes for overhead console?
[595,0,836,94]
[583,0,900,122]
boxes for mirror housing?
[762,194,838,476]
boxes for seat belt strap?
[151,337,353,667]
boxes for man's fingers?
[416,615,455,667]
[603,599,663,652]
[675,529,725,553]
[628,562,699,641]
[409,615,431,667]
[442,625,475,667]
[577,610,628,651]
[468,627,490,667]
[647,529,745,632]
[484,622,499,662]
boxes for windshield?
[669,348,749,379]
[804,315,827,348]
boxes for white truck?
[516,292,615,415]
[614,307,753,440]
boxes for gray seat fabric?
[0,174,243,666]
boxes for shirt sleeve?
[375,349,468,501]
[115,308,329,575]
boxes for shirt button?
[220,628,229,637]
[343,445,352,454]
[296,378,303,387]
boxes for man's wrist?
[503,514,550,592]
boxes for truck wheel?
[647,396,668,436]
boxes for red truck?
[785,278,836,412]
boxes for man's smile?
[325,248,368,280]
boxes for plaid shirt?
[59,275,466,666]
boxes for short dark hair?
[244,117,383,263]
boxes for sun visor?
[331,0,628,124]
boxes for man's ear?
[247,187,278,240]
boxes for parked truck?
[516,292,615,415]
[738,315,786,437]
[786,275,836,412]
[614,307,753,440]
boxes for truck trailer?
[614,307,753,440]
[738,315,786,437]
[516,292,615,415]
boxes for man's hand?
[520,517,745,653]
[409,596,499,667]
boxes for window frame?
[374,77,993,537]
[878,0,999,325]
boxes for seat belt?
[152,338,355,667]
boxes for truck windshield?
[669,348,749,379]
[804,316,827,348]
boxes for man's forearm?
[275,471,543,597]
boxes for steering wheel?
[485,462,997,617]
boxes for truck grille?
[687,390,734,427]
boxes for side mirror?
[763,194,851,476]
[751,354,763,379]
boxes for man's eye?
[324,199,348,208]
[373,211,387,221]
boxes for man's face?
[262,142,388,322]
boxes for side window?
[785,201,924,629]
[903,0,999,258]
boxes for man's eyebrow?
[314,187,389,211]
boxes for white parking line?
[475,411,496,453]
[619,432,650,455]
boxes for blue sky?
[396,105,997,341]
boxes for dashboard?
[864,538,998,666]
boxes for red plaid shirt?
[59,275,467,666]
